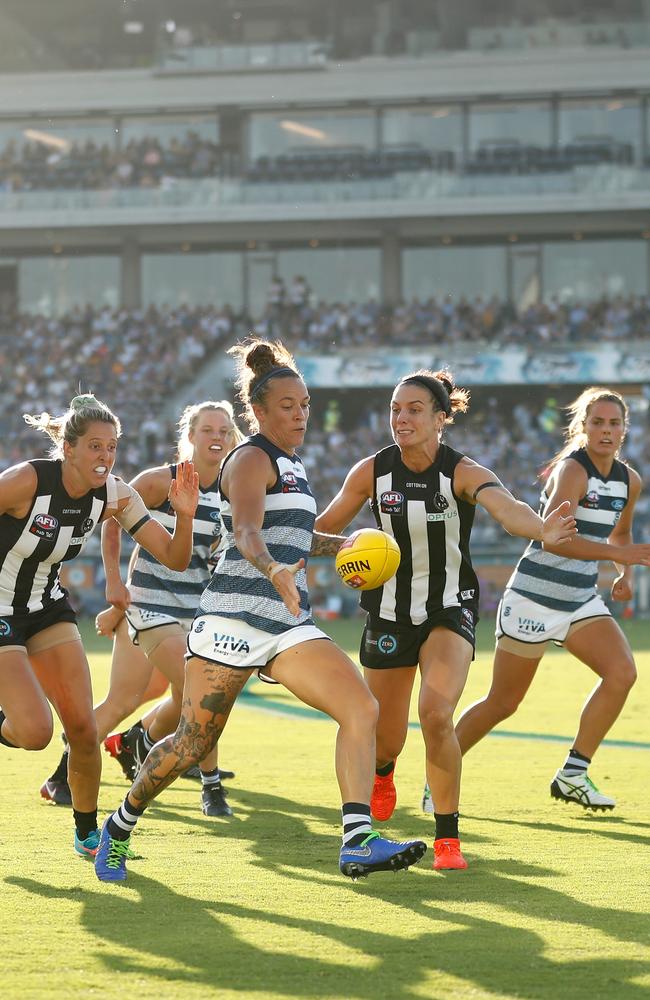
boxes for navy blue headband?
[250,366,298,402]
[400,376,452,416]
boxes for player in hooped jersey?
[95,340,427,883]
[0,394,198,858]
[456,388,650,810]
[42,401,241,817]
[316,370,576,870]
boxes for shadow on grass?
[10,784,644,998]
[7,859,650,1000]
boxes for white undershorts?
[496,590,611,655]
[126,606,191,641]
[186,613,330,670]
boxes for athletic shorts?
[186,612,329,671]
[0,597,79,654]
[361,605,477,670]
[126,606,192,654]
[496,590,611,658]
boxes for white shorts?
[186,613,330,670]
[496,590,611,657]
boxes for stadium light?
[23,129,71,152]
[280,120,327,141]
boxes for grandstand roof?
[2,47,650,116]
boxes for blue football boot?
[339,831,427,879]
[94,819,131,882]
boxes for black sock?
[0,711,18,748]
[434,811,459,840]
[376,760,395,777]
[49,749,69,783]
[74,809,98,840]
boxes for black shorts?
[0,598,78,649]
[360,606,478,670]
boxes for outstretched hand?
[269,558,306,617]
[541,500,577,546]
[169,460,199,518]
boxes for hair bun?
[70,393,99,411]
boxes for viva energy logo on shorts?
[213,632,251,655]
[517,617,546,634]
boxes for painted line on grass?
[239,687,650,751]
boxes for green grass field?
[2,616,650,1000]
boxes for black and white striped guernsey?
[127,464,221,626]
[363,443,479,626]
[507,448,629,612]
[0,459,112,615]
[199,433,316,634]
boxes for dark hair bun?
[245,343,277,376]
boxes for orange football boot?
[433,837,468,870]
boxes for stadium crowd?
[0,131,231,192]
[255,280,650,348]
[3,294,650,548]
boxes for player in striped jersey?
[95,340,427,883]
[42,401,241,816]
[316,370,576,870]
[0,394,198,859]
[456,387,650,811]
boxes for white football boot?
[550,770,615,811]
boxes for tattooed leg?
[127,657,252,810]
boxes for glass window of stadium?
[542,241,647,302]
[558,98,641,156]
[248,111,377,160]
[381,106,463,156]
[469,101,552,151]
[0,118,116,154]
[119,115,219,146]
[142,253,243,309]
[19,256,119,315]
[403,246,507,301]
[275,248,380,304]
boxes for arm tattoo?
[310,531,347,557]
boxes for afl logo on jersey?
[583,490,600,509]
[30,513,59,540]
[281,472,300,494]
[380,491,404,516]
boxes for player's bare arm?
[315,456,374,535]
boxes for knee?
[609,659,637,695]
[484,689,522,722]
[419,700,455,742]
[171,726,209,768]
[16,714,53,751]
[348,688,379,734]
[65,716,98,754]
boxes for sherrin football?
[335,528,401,591]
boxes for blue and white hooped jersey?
[507,448,629,612]
[127,464,221,626]
[199,433,316,635]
